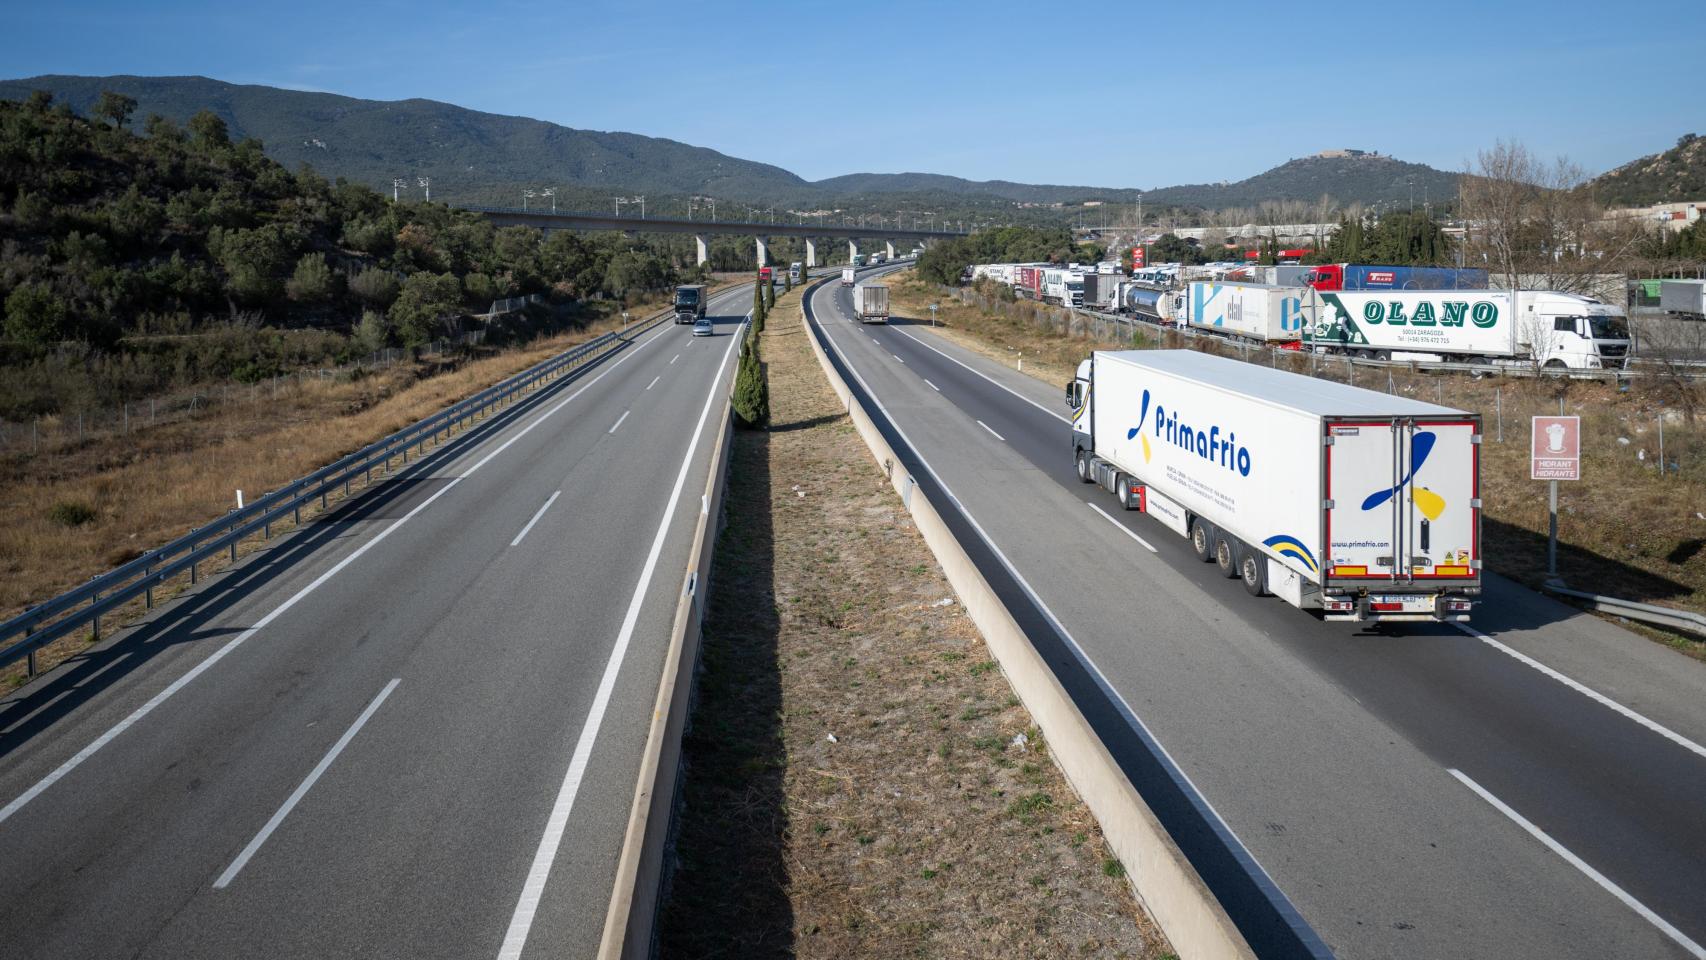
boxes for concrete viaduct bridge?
[464,207,968,268]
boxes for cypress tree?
[731,336,768,428]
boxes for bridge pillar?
[848,239,859,262]
[886,240,896,260]
[805,238,817,268]
[695,234,708,267]
[756,236,769,268]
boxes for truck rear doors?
[1325,419,1479,588]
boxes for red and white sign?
[1132,245,1146,269]
[1531,416,1580,480]
[1367,271,1395,284]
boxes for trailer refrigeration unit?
[1187,282,1307,344]
[1068,350,1480,622]
[852,283,889,323]
[1303,289,1633,369]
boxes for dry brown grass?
[881,268,1706,656]
[0,286,739,684]
[658,283,1168,959]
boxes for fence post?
[145,564,153,609]
[1659,416,1666,476]
[1496,387,1503,442]
[26,626,36,678]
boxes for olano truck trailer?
[1068,350,1480,622]
[852,283,889,323]
[1186,282,1308,344]
[1304,289,1633,369]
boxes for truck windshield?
[1587,315,1629,340]
[675,290,698,304]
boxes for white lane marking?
[924,379,939,392]
[0,296,722,826]
[1448,769,1705,958]
[646,376,660,391]
[1087,502,1157,552]
[1452,623,1706,761]
[808,300,1289,918]
[890,326,1071,425]
[214,679,400,889]
[670,354,679,365]
[510,491,562,547]
[608,410,630,434]
[496,320,745,960]
[893,354,905,364]
[976,419,1006,442]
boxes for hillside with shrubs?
[0,89,693,419]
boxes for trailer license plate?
[1371,594,1434,612]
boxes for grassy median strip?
[657,286,1170,959]
[878,268,1706,655]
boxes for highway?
[810,267,1706,959]
[0,285,750,959]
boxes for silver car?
[692,317,713,337]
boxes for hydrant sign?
[1531,416,1580,480]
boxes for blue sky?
[2,0,1699,188]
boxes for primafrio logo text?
[1127,388,1252,477]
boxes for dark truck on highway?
[674,284,708,323]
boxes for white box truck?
[1660,279,1706,320]
[853,283,889,323]
[1068,350,1481,622]
[1187,282,1308,344]
[841,266,857,286]
[1302,289,1632,369]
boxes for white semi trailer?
[852,283,889,323]
[1068,350,1481,622]
[1185,282,1308,344]
[1303,289,1632,369]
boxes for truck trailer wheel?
[1075,449,1094,483]
[1215,536,1240,579]
[1116,475,1137,510]
[1190,521,1215,562]
[1240,552,1267,596]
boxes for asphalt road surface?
[813,267,1706,959]
[0,285,751,959]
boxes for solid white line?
[924,379,940,392]
[510,491,561,547]
[608,410,630,434]
[496,320,745,960]
[1451,623,1706,761]
[214,678,400,889]
[1448,768,1706,958]
[975,419,1005,442]
[1087,502,1158,552]
[0,302,707,827]
[646,375,660,391]
[890,326,1071,425]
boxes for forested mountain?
[0,75,1465,215]
[1585,134,1706,206]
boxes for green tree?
[286,252,334,302]
[731,335,768,428]
[389,271,462,346]
[187,109,230,149]
[350,266,401,307]
[4,282,67,344]
[209,224,301,304]
[764,280,775,310]
[353,309,392,353]
[94,90,138,129]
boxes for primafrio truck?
[1068,350,1480,622]
[852,283,889,323]
[1303,289,1632,369]
[1186,282,1308,344]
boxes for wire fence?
[0,331,487,460]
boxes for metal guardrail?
[1543,582,1706,638]
[1,311,671,677]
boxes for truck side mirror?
[1065,382,1078,409]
